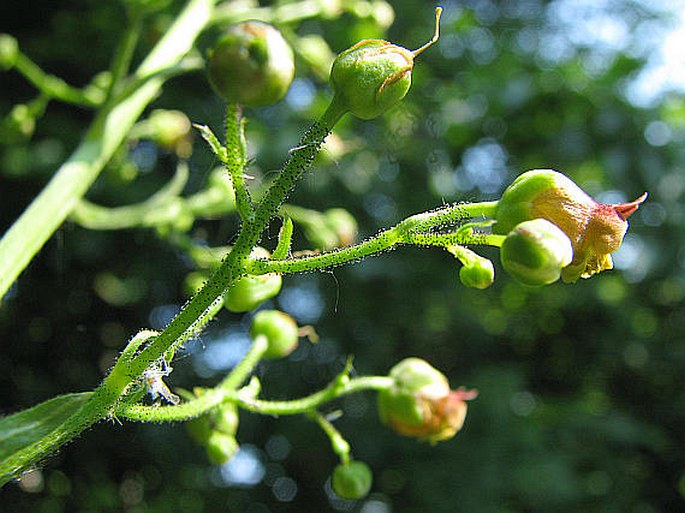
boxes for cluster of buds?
[494,169,647,284]
[377,358,477,443]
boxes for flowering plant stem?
[0,91,342,485]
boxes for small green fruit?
[330,39,414,120]
[249,309,299,359]
[207,21,295,107]
[332,461,373,500]
[329,7,442,120]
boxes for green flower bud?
[207,21,295,107]
[329,8,441,120]
[223,248,282,313]
[500,219,573,287]
[0,34,18,71]
[332,461,373,500]
[250,309,299,359]
[377,358,477,443]
[459,257,495,289]
[205,431,239,465]
[495,169,647,282]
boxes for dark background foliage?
[2,0,684,511]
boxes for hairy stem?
[246,201,497,276]
[115,375,393,423]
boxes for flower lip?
[612,192,648,221]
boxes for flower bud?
[207,21,295,107]
[0,34,18,71]
[249,309,299,359]
[500,219,573,287]
[494,169,647,282]
[223,248,282,313]
[377,358,477,443]
[329,8,441,120]
[205,431,239,465]
[459,257,495,289]
[332,461,373,500]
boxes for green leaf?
[0,392,92,463]
[193,123,227,161]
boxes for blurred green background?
[1,0,684,511]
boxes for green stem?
[245,201,497,276]
[115,375,393,423]
[210,0,352,27]
[71,163,189,230]
[12,52,104,107]
[309,411,351,465]
[106,11,143,101]
[116,388,226,423]
[404,200,498,232]
[236,376,393,415]
[0,0,216,302]
[98,105,340,440]
[218,335,268,391]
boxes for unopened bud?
[324,208,358,247]
[147,109,192,158]
[0,34,18,70]
[332,461,373,500]
[459,257,495,289]
[250,309,299,359]
[500,219,573,287]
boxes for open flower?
[494,169,647,282]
